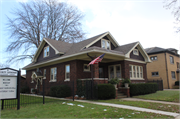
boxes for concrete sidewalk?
[75,100,180,118]
[121,98,180,106]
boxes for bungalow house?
[22,32,151,94]
[145,47,180,89]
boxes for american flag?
[88,54,105,66]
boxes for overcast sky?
[0,0,179,74]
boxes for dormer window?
[44,46,49,57]
[133,49,139,55]
[101,39,111,50]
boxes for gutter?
[164,52,170,89]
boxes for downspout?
[164,52,170,89]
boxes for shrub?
[20,86,29,93]
[108,78,120,84]
[32,89,37,93]
[175,81,179,86]
[50,85,71,98]
[129,83,158,96]
[98,84,115,99]
[121,78,131,87]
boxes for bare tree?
[6,0,85,63]
[0,63,9,68]
[164,0,180,32]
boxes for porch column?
[93,63,99,78]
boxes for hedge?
[20,86,29,93]
[50,85,71,98]
[97,84,115,99]
[129,83,158,96]
[175,81,179,86]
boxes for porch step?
[117,92,127,99]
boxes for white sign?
[0,69,17,76]
[0,76,17,99]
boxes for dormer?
[101,39,111,50]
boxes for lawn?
[95,99,180,113]
[133,90,179,102]
[1,100,173,118]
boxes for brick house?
[22,32,151,94]
[145,47,180,89]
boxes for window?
[171,71,176,79]
[84,64,90,71]
[177,62,180,68]
[129,65,143,79]
[101,39,111,50]
[50,67,57,82]
[170,56,174,64]
[133,49,139,55]
[109,65,121,79]
[44,46,49,57]
[65,65,70,81]
[43,69,46,79]
[150,56,157,61]
[152,72,159,77]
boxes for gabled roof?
[114,42,138,54]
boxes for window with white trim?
[171,71,176,79]
[84,64,90,71]
[133,49,139,55]
[109,64,121,79]
[101,39,111,50]
[44,46,49,57]
[50,67,57,81]
[129,65,143,79]
[43,69,46,78]
[65,65,70,81]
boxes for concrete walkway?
[121,98,180,106]
[75,100,180,118]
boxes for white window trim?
[133,49,139,56]
[108,64,121,80]
[65,64,70,81]
[50,67,57,82]
[152,72,159,77]
[129,65,144,80]
[84,64,90,72]
[101,39,111,50]
[44,46,50,58]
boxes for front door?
[99,67,104,78]
[109,65,121,79]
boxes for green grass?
[1,100,173,118]
[133,90,179,102]
[94,99,180,113]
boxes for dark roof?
[114,42,138,54]
[144,47,179,56]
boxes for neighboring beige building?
[145,47,180,89]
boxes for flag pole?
[91,64,94,99]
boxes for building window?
[65,65,70,81]
[177,62,180,68]
[44,46,49,57]
[50,67,57,82]
[84,64,90,71]
[109,65,121,79]
[43,69,46,79]
[101,39,111,50]
[150,56,157,61]
[152,72,159,77]
[171,71,176,79]
[129,65,143,79]
[133,49,139,55]
[170,56,174,64]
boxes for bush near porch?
[97,84,115,99]
[129,83,158,96]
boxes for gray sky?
[0,0,179,74]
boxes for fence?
[147,79,163,90]
[1,79,98,110]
